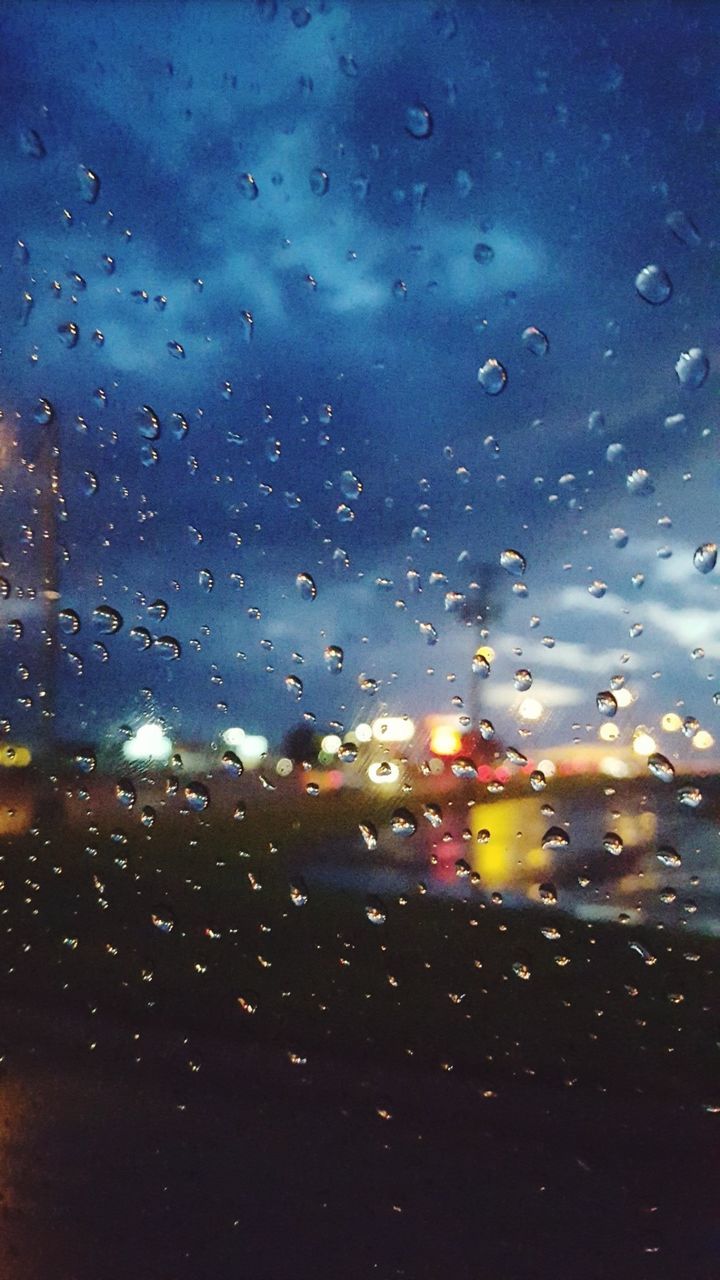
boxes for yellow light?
[632,731,656,757]
[367,761,400,785]
[320,734,342,754]
[276,757,293,776]
[0,745,31,767]
[615,687,633,709]
[662,713,683,733]
[692,730,714,750]
[430,724,462,756]
[598,722,619,742]
[475,645,495,663]
[517,697,543,721]
[372,717,415,743]
[355,722,372,743]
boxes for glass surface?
[0,2,718,1275]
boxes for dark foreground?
[0,997,717,1280]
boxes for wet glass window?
[0,2,718,1276]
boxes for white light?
[368,761,400,785]
[372,716,415,742]
[320,734,342,755]
[276,757,293,776]
[598,722,619,741]
[222,727,267,764]
[615,687,634,709]
[355,722,372,743]
[632,732,656,757]
[600,755,630,778]
[517,697,544,722]
[536,758,556,778]
[123,722,172,763]
[662,713,683,733]
[693,730,714,750]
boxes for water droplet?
[309,167,329,195]
[423,802,442,828]
[82,470,99,497]
[154,636,181,661]
[538,882,557,904]
[135,405,161,441]
[665,210,700,246]
[451,757,476,779]
[500,548,526,577]
[603,831,623,856]
[296,572,317,601]
[129,626,152,651]
[635,264,672,304]
[285,674,303,700]
[19,126,45,158]
[405,103,433,138]
[506,746,527,767]
[33,397,54,425]
[530,770,546,792]
[58,321,79,348]
[648,752,675,783]
[677,785,702,809]
[151,906,175,933]
[391,809,417,837]
[657,846,682,867]
[478,358,508,395]
[521,326,549,355]
[471,651,491,677]
[626,468,654,496]
[473,242,495,264]
[366,898,386,925]
[588,579,607,598]
[92,605,123,635]
[339,470,363,501]
[675,347,709,388]
[596,690,617,717]
[185,782,209,812]
[170,412,189,440]
[237,172,259,200]
[116,778,136,809]
[358,674,379,695]
[512,961,531,981]
[58,608,81,636]
[167,340,185,360]
[693,543,717,575]
[77,164,100,203]
[324,644,343,674]
[290,879,308,907]
[338,741,357,763]
[222,750,243,777]
[198,568,214,594]
[542,826,569,850]
[419,621,438,645]
[74,751,96,774]
[514,668,532,692]
[359,821,378,850]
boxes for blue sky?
[0,0,719,764]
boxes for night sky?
[0,0,718,762]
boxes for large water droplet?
[500,548,526,577]
[521,326,549,355]
[154,635,181,661]
[309,167,329,195]
[185,782,209,812]
[237,172,259,200]
[404,103,433,138]
[391,809,417,837]
[135,405,161,441]
[635,264,672,304]
[478,358,507,395]
[296,572,317,601]
[77,164,100,203]
[648,752,675,782]
[665,210,700,246]
[596,690,617,717]
[693,543,717,575]
[675,347,709,388]
[324,644,343,674]
[92,605,123,635]
[542,826,569,850]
